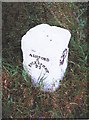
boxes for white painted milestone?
[21,24,71,92]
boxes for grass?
[2,2,88,119]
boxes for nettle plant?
[21,24,71,92]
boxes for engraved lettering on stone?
[59,48,67,65]
[28,53,49,73]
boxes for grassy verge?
[2,2,88,118]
